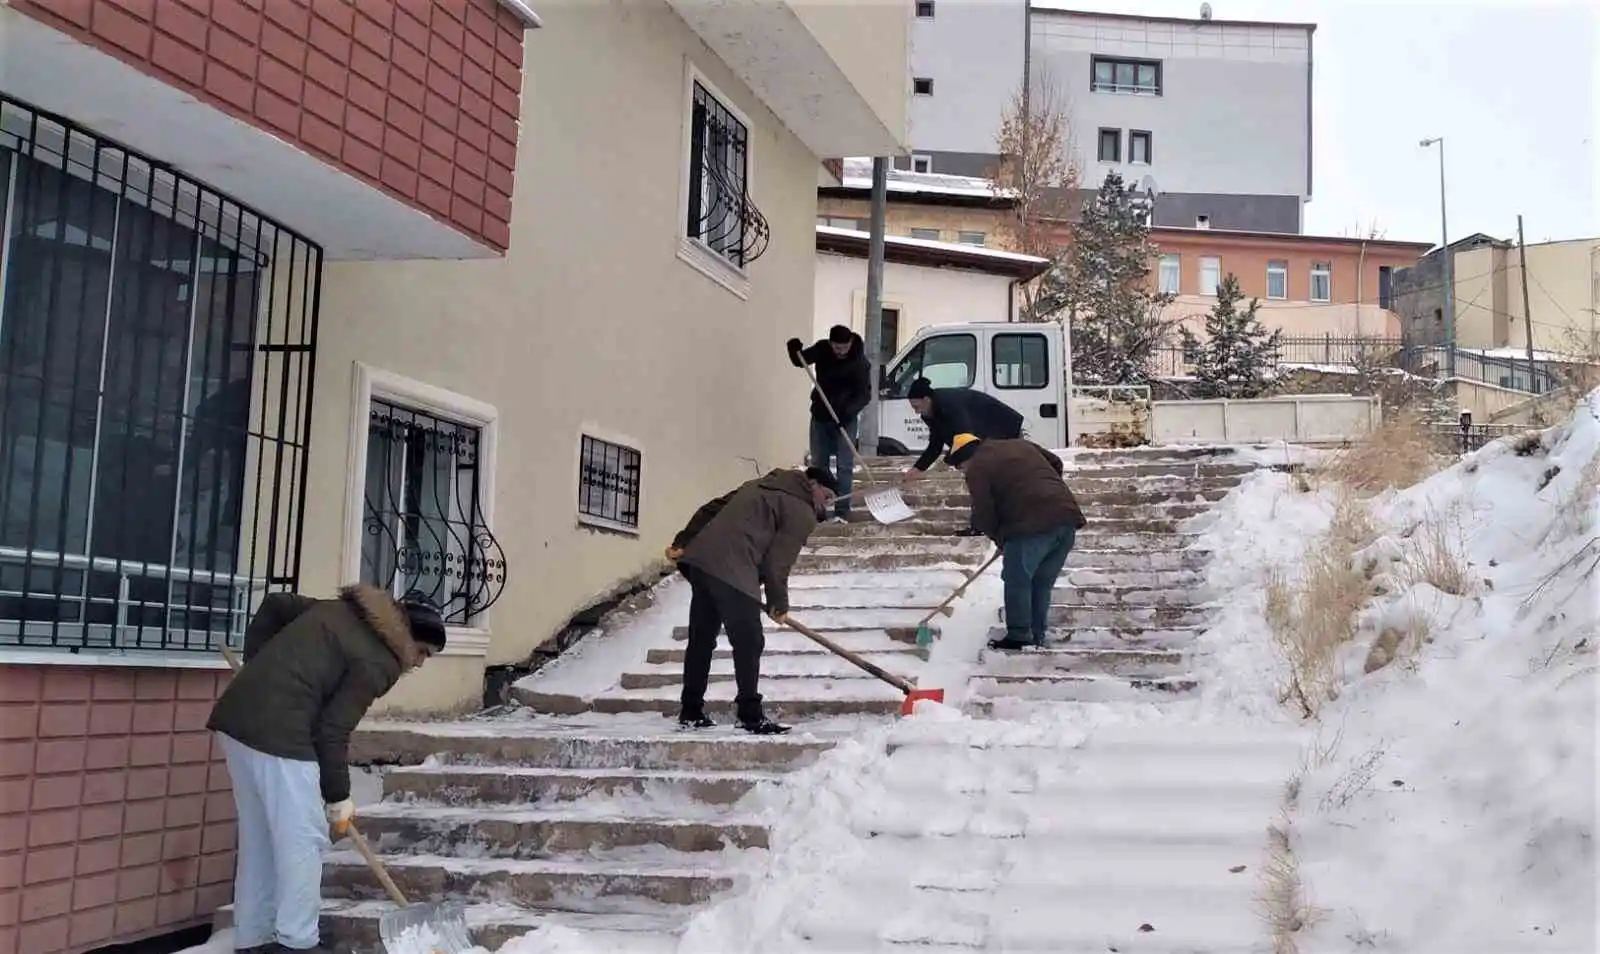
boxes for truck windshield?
[885,333,977,398]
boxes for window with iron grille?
[686,81,768,269]
[361,400,503,626]
[579,436,642,532]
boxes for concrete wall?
[814,251,1018,349]
[306,0,823,713]
[906,0,1025,159]
[1032,11,1311,210]
[0,664,236,954]
[1150,395,1380,444]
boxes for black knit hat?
[908,377,934,401]
[399,591,447,651]
[804,466,840,494]
[828,324,853,344]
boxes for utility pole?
[1420,137,1453,378]
[1517,214,1537,392]
[858,157,890,457]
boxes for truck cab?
[875,322,1073,455]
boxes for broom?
[781,616,945,715]
[913,550,1001,647]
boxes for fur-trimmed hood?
[339,584,426,670]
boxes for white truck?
[872,321,1074,456]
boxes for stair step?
[1049,586,1205,607]
[381,763,783,806]
[645,645,928,664]
[355,803,768,854]
[971,672,1200,697]
[352,719,834,771]
[1066,549,1208,570]
[977,646,1185,675]
[321,850,734,908]
[513,687,905,719]
[793,552,986,572]
[670,624,930,644]
[1026,605,1215,627]
[1060,568,1203,588]
[1023,625,1206,646]
[623,652,923,689]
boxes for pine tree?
[1032,171,1177,384]
[1180,273,1282,398]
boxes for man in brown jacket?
[207,585,445,954]
[667,466,837,734]
[946,434,1088,651]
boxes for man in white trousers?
[207,585,446,954]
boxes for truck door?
[875,331,979,456]
[986,327,1064,447]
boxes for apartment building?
[904,3,1314,234]
[0,1,908,950]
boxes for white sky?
[1046,0,1598,245]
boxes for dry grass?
[1401,505,1474,597]
[1326,413,1446,493]
[1268,495,1376,718]
[1257,818,1321,954]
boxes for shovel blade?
[864,488,915,525]
[900,687,945,716]
[378,901,473,954]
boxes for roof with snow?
[1029,4,1316,31]
[815,226,1051,281]
[820,157,1018,209]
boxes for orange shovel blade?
[900,688,945,716]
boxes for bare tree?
[990,66,1079,320]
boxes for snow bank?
[1194,390,1600,951]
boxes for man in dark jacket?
[669,466,837,734]
[788,325,871,522]
[947,434,1088,650]
[208,585,446,954]
[900,377,1025,482]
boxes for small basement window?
[578,435,642,532]
[913,77,934,96]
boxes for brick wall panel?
[0,665,235,954]
[14,0,522,251]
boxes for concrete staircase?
[219,447,1285,952]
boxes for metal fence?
[0,95,320,654]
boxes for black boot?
[987,636,1031,652]
[678,711,715,729]
[739,716,791,735]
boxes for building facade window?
[818,216,867,231]
[1158,253,1181,294]
[1097,128,1121,162]
[1195,214,1211,230]
[1129,130,1152,165]
[1199,256,1222,297]
[957,231,986,246]
[1091,56,1161,95]
[686,79,767,272]
[0,97,319,655]
[916,0,935,17]
[1267,260,1288,300]
[911,154,933,173]
[1310,261,1332,302]
[578,436,642,533]
[360,398,503,627]
[1378,265,1395,310]
[913,77,934,96]
[910,227,941,241]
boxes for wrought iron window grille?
[361,401,505,627]
[686,82,770,268]
[578,436,642,532]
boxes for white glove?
[325,799,354,838]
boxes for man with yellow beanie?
[945,433,1088,650]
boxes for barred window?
[686,81,768,268]
[579,436,642,532]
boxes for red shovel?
[781,616,945,715]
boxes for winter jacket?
[207,585,426,803]
[913,387,1026,472]
[959,439,1088,545]
[787,333,873,425]
[677,469,820,615]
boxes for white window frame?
[1158,253,1180,294]
[575,425,646,537]
[1267,260,1288,300]
[1129,130,1152,165]
[1310,261,1332,302]
[341,362,498,656]
[909,227,941,241]
[677,60,754,301]
[1198,256,1221,297]
[911,154,933,173]
[957,230,986,247]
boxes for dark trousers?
[680,565,766,723]
[1001,522,1077,645]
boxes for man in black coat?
[899,377,1026,535]
[787,325,871,522]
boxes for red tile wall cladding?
[13,0,524,252]
[0,665,236,954]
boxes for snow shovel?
[798,364,915,525]
[220,646,474,954]
[913,550,1001,647]
[781,616,944,715]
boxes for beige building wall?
[814,252,1021,352]
[1166,297,1400,340]
[816,196,1015,250]
[1505,238,1600,354]
[306,1,829,712]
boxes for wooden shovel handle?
[220,645,409,908]
[916,551,1001,627]
[799,363,881,484]
[782,617,916,694]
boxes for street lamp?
[1420,137,1454,378]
